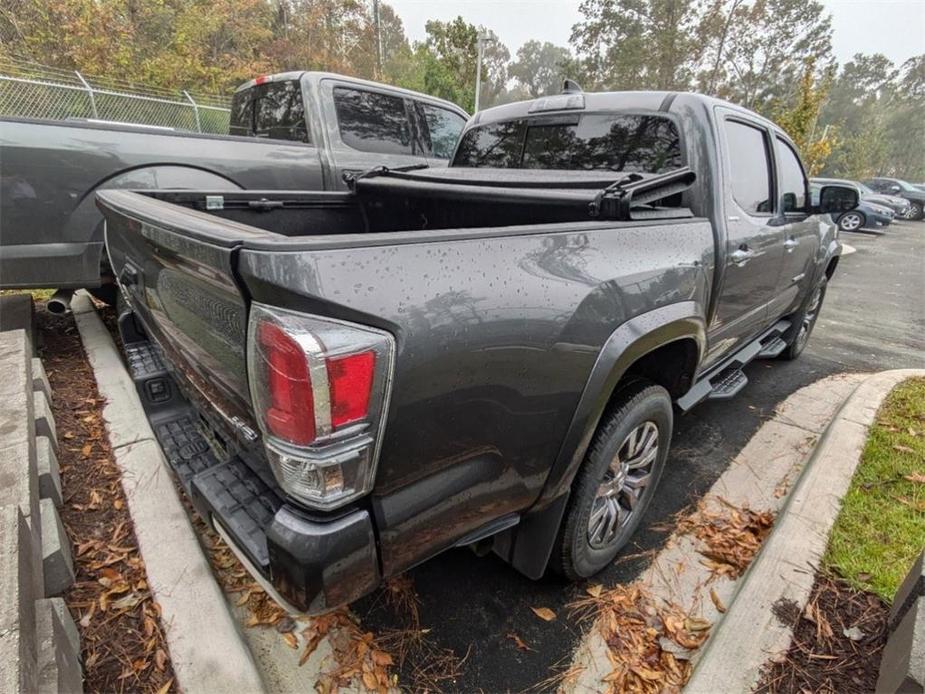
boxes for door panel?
[768,137,819,319]
[705,115,783,368]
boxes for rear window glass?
[453,114,682,173]
[416,103,467,159]
[230,80,309,142]
[334,87,413,155]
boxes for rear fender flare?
[541,300,705,506]
[493,301,705,579]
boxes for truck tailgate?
[98,189,270,424]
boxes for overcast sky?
[389,0,925,68]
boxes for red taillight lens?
[258,321,316,445]
[327,351,375,428]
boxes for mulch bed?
[38,305,176,694]
[756,573,889,694]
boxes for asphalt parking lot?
[355,220,925,692]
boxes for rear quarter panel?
[238,219,714,575]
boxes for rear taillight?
[247,303,394,510]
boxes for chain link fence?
[0,57,232,134]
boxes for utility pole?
[474,31,492,112]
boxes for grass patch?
[824,377,925,601]
[0,288,56,301]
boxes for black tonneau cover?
[347,166,696,220]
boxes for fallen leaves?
[903,472,925,484]
[570,583,704,693]
[41,303,176,694]
[677,498,775,579]
[531,606,557,621]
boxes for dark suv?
[863,177,925,220]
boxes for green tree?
[421,17,509,112]
[570,0,704,90]
[509,40,572,97]
[705,0,833,111]
[772,58,836,175]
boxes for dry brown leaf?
[506,632,535,652]
[709,588,726,613]
[893,444,916,454]
[283,632,299,650]
[586,583,603,598]
[903,472,925,484]
[81,443,92,458]
[155,649,167,672]
[361,671,378,690]
[155,678,173,694]
[530,606,557,621]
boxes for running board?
[676,320,791,411]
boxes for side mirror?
[816,185,859,214]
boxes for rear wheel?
[781,276,827,360]
[552,382,672,580]
[837,211,865,232]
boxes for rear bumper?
[124,339,380,613]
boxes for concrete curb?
[686,368,925,693]
[71,292,266,694]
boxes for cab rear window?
[453,113,682,173]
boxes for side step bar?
[677,320,791,411]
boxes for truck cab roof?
[465,89,787,139]
[234,71,468,118]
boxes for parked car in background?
[0,72,468,301]
[99,88,858,613]
[862,177,925,220]
[811,179,894,232]
[855,180,912,218]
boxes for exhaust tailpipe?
[46,289,74,315]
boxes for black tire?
[781,276,828,360]
[837,210,865,233]
[552,381,673,580]
[908,201,924,221]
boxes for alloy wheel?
[587,420,658,549]
[839,212,863,231]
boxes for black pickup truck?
[98,89,858,613]
[0,72,467,299]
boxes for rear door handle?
[784,237,799,252]
[730,247,758,265]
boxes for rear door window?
[416,103,467,159]
[334,87,414,155]
[724,120,774,215]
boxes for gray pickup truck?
[0,72,467,300]
[98,89,858,613]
